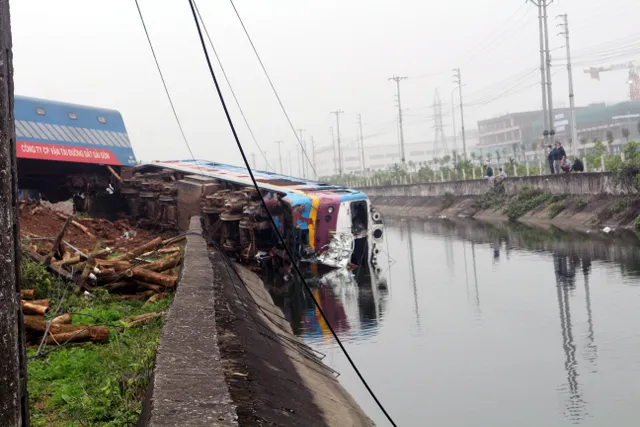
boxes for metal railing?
[336,154,621,188]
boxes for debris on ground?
[19,200,182,303]
[20,201,177,425]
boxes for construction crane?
[584,61,640,101]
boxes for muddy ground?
[19,201,174,253]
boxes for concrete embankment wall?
[363,173,639,229]
[140,217,373,427]
[210,252,375,427]
[360,172,626,198]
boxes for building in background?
[313,130,479,178]
[473,100,640,162]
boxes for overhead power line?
[461,5,532,66]
[228,0,318,179]
[184,0,398,425]
[192,1,272,172]
[455,66,539,103]
[133,0,200,169]
[409,2,531,80]
[466,68,540,105]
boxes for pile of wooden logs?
[23,213,184,302]
[21,290,109,345]
[21,289,165,346]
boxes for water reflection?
[280,268,389,345]
[391,217,640,278]
[401,219,421,329]
[276,217,640,426]
[554,254,587,423]
[470,241,481,318]
[582,257,598,373]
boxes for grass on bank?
[478,184,567,220]
[22,259,173,427]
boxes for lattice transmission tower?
[432,89,449,159]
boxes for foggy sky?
[11,0,640,169]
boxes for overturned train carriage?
[12,95,383,280]
[119,160,385,278]
[14,95,136,207]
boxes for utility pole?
[558,13,577,156]
[274,140,284,174]
[296,128,306,178]
[357,114,365,173]
[0,0,29,423]
[530,0,554,143]
[329,126,337,175]
[330,111,344,174]
[310,136,316,178]
[388,76,408,166]
[542,0,555,139]
[450,87,458,155]
[251,152,256,169]
[452,69,467,159]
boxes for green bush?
[503,186,555,220]
[547,200,567,218]
[608,141,640,191]
[612,198,630,213]
[573,198,588,210]
[478,184,507,210]
[21,257,56,299]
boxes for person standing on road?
[553,142,566,175]
[547,145,556,174]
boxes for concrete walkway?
[144,217,237,427]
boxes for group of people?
[547,141,584,174]
[483,163,507,183]
[481,140,585,183]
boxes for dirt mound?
[19,202,174,253]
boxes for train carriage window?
[97,116,107,124]
[35,107,46,116]
[68,112,77,120]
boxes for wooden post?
[44,215,73,265]
[106,165,122,183]
[600,155,605,172]
[526,163,530,176]
[462,169,466,180]
[472,168,476,180]
[0,0,29,423]
[583,157,588,172]
[513,164,517,177]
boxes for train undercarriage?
[18,159,384,286]
[118,165,384,285]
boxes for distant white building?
[313,130,479,178]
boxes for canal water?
[278,218,640,427]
